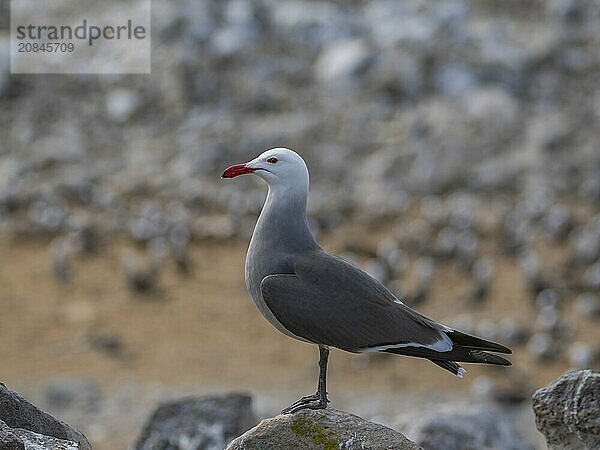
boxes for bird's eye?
[267,157,278,164]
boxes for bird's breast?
[244,239,308,341]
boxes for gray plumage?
[222,148,511,412]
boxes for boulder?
[0,383,91,450]
[532,369,600,450]
[399,404,534,450]
[135,392,256,450]
[226,408,421,450]
[0,420,25,450]
[11,428,79,450]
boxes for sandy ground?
[1,223,597,448]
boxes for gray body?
[234,148,511,376]
[245,186,318,341]
[244,182,453,352]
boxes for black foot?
[281,393,329,414]
[281,395,329,414]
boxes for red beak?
[221,163,255,178]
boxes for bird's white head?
[221,148,309,194]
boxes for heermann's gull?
[222,148,511,414]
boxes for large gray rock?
[399,404,534,450]
[532,369,600,450]
[135,392,256,450]
[11,428,79,450]
[0,383,91,450]
[0,420,25,450]
[226,408,421,450]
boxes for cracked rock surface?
[532,370,600,450]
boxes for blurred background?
[1,0,600,448]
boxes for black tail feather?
[430,359,465,377]
[448,329,512,354]
[383,346,512,365]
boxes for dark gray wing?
[260,249,450,352]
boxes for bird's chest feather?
[245,234,290,301]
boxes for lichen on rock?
[290,417,339,450]
[226,408,421,450]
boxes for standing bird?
[222,148,511,414]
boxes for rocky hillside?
[1,0,600,242]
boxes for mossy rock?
[226,408,421,449]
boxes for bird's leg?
[282,346,330,414]
[316,345,329,404]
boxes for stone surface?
[532,370,600,450]
[135,392,256,450]
[0,419,25,450]
[0,383,91,450]
[11,428,79,450]
[226,408,421,450]
[399,404,534,450]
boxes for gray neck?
[254,184,318,254]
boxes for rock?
[472,258,494,284]
[121,249,161,293]
[584,261,600,288]
[498,318,529,345]
[400,404,534,450]
[433,63,479,99]
[105,89,141,123]
[135,393,256,450]
[210,24,259,57]
[11,428,79,450]
[226,408,421,450]
[315,39,374,82]
[475,319,497,341]
[534,306,562,334]
[364,258,389,284]
[0,420,25,450]
[575,293,600,317]
[435,227,457,257]
[527,332,557,360]
[532,370,600,450]
[536,289,561,309]
[0,383,91,450]
[568,342,595,369]
[463,87,519,134]
[50,236,74,284]
[455,229,478,269]
[44,377,102,413]
[376,239,408,274]
[569,227,600,264]
[364,1,440,50]
[370,49,423,99]
[268,1,348,48]
[542,204,571,238]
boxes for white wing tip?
[457,367,466,378]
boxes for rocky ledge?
[135,393,256,450]
[532,369,600,450]
[0,383,91,450]
[226,408,421,450]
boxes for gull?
[222,148,511,414]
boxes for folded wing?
[260,250,454,353]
